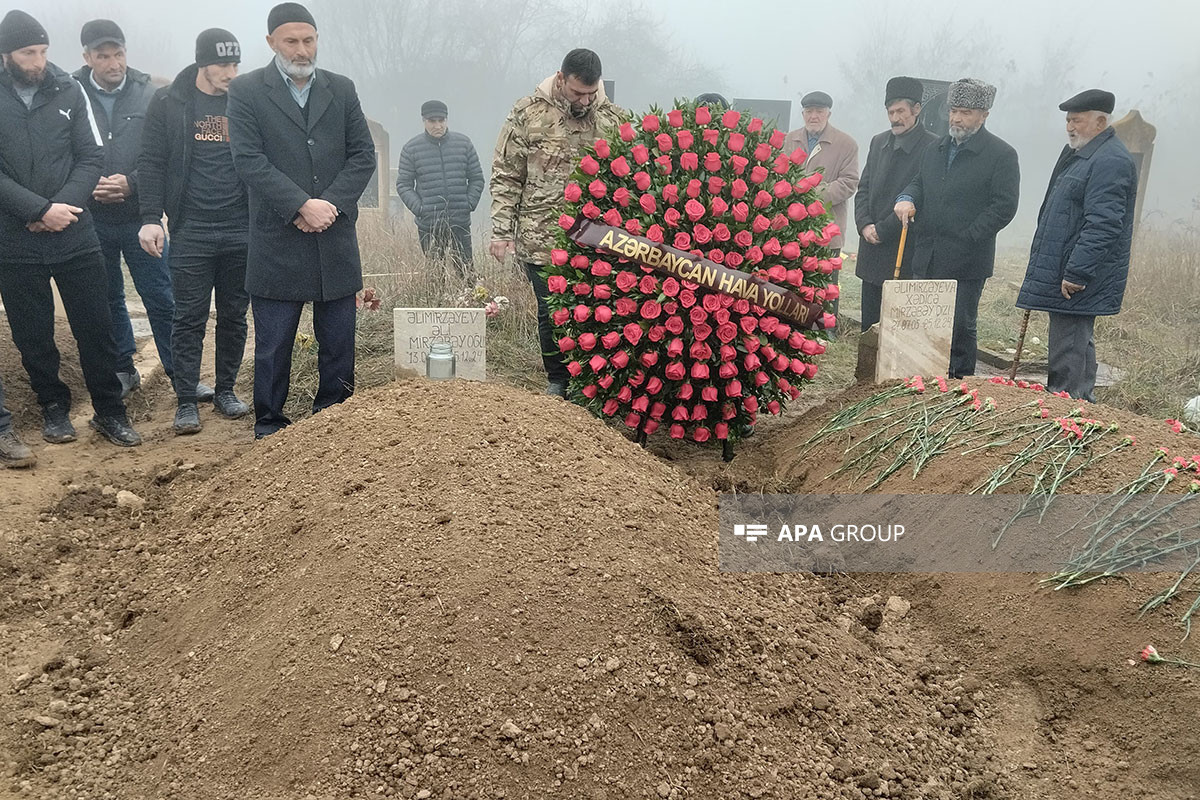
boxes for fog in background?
[25,0,1198,248]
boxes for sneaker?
[42,403,77,444]
[545,380,568,398]
[212,390,249,419]
[173,403,202,435]
[117,370,142,400]
[88,414,142,447]
[196,382,215,403]
[0,428,36,468]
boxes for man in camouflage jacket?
[490,48,623,396]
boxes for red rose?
[603,209,623,227]
[699,386,718,403]
[716,322,739,344]
[753,191,773,209]
[650,400,666,416]
[708,249,725,264]
[763,238,783,257]
[718,362,738,379]
[665,361,686,381]
[598,374,614,389]
[588,354,608,372]
[703,128,720,146]
[691,363,710,380]
[743,336,760,353]
[581,383,598,398]
[732,201,750,222]
[701,293,720,313]
[685,199,706,222]
[552,308,570,326]
[747,117,763,133]
[547,275,568,293]
[769,129,785,149]
[772,180,792,199]
[754,142,772,161]
[692,224,713,244]
[654,155,673,174]
[696,106,712,125]
[711,197,730,217]
[640,300,662,319]
[679,289,696,308]
[664,208,682,227]
[631,145,650,165]
[694,323,713,341]
[610,156,631,178]
[670,424,686,439]
[638,193,657,214]
[655,133,674,153]
[638,275,658,294]
[782,242,801,260]
[690,340,713,361]
[730,155,749,174]
[667,337,684,357]
[625,219,643,235]
[619,122,636,142]
[726,380,743,397]
[693,426,711,443]
[751,215,770,234]
[642,114,661,132]
[664,315,685,335]
[677,129,695,150]
[704,152,722,171]
[572,282,591,296]
[567,361,583,377]
[661,183,679,204]
[787,202,809,221]
[564,183,583,203]
[676,151,696,171]
[707,176,726,195]
[595,305,614,324]
[790,146,807,165]
[559,336,576,352]
[580,155,600,176]
[593,139,611,159]
[623,412,640,429]
[732,230,753,249]
[662,278,680,297]
[578,332,598,351]
[689,404,708,422]
[615,271,638,292]
[558,213,576,231]
[807,200,825,216]
[573,304,591,323]
[615,297,637,316]
[822,313,837,331]
[601,398,619,416]
[646,224,665,243]
[773,154,791,174]
[589,260,612,278]
[825,284,840,300]
[721,109,741,128]
[611,350,630,369]
[582,201,602,219]
[728,132,746,151]
[667,109,684,127]
[684,179,701,198]
[725,252,744,267]
[689,306,709,326]
[631,395,650,413]
[750,165,769,184]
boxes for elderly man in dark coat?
[854,76,938,331]
[895,78,1020,378]
[227,2,376,438]
[1016,90,1136,402]
[396,99,484,278]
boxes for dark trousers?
[524,262,568,383]
[1047,313,1098,402]
[861,280,883,332]
[419,220,473,278]
[949,279,986,378]
[0,374,11,432]
[0,252,125,417]
[250,293,356,437]
[169,222,250,403]
[96,219,175,376]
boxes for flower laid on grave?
[543,100,840,445]
[453,285,510,320]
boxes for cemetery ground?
[2,221,1199,799]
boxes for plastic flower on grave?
[542,99,838,445]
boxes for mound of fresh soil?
[5,380,1011,800]
[0,327,86,431]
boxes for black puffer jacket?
[74,65,156,224]
[0,62,105,266]
[395,130,484,227]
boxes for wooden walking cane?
[894,217,909,280]
[1009,310,1032,381]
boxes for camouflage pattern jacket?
[490,75,624,265]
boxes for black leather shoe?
[0,428,36,468]
[117,370,141,400]
[42,403,77,444]
[89,415,142,447]
[212,390,249,419]
[173,403,202,435]
[545,380,568,398]
[196,382,216,403]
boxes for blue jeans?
[96,219,175,377]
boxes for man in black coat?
[853,76,938,331]
[228,2,376,439]
[396,99,484,278]
[75,19,189,399]
[895,78,1019,378]
[139,29,251,435]
[0,9,140,447]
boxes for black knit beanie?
[0,10,48,53]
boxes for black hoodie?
[0,61,105,266]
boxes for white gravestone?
[393,308,486,380]
[876,279,957,381]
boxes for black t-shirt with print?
[183,88,248,224]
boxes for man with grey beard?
[1016,90,1136,401]
[894,78,1019,378]
[227,2,376,438]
